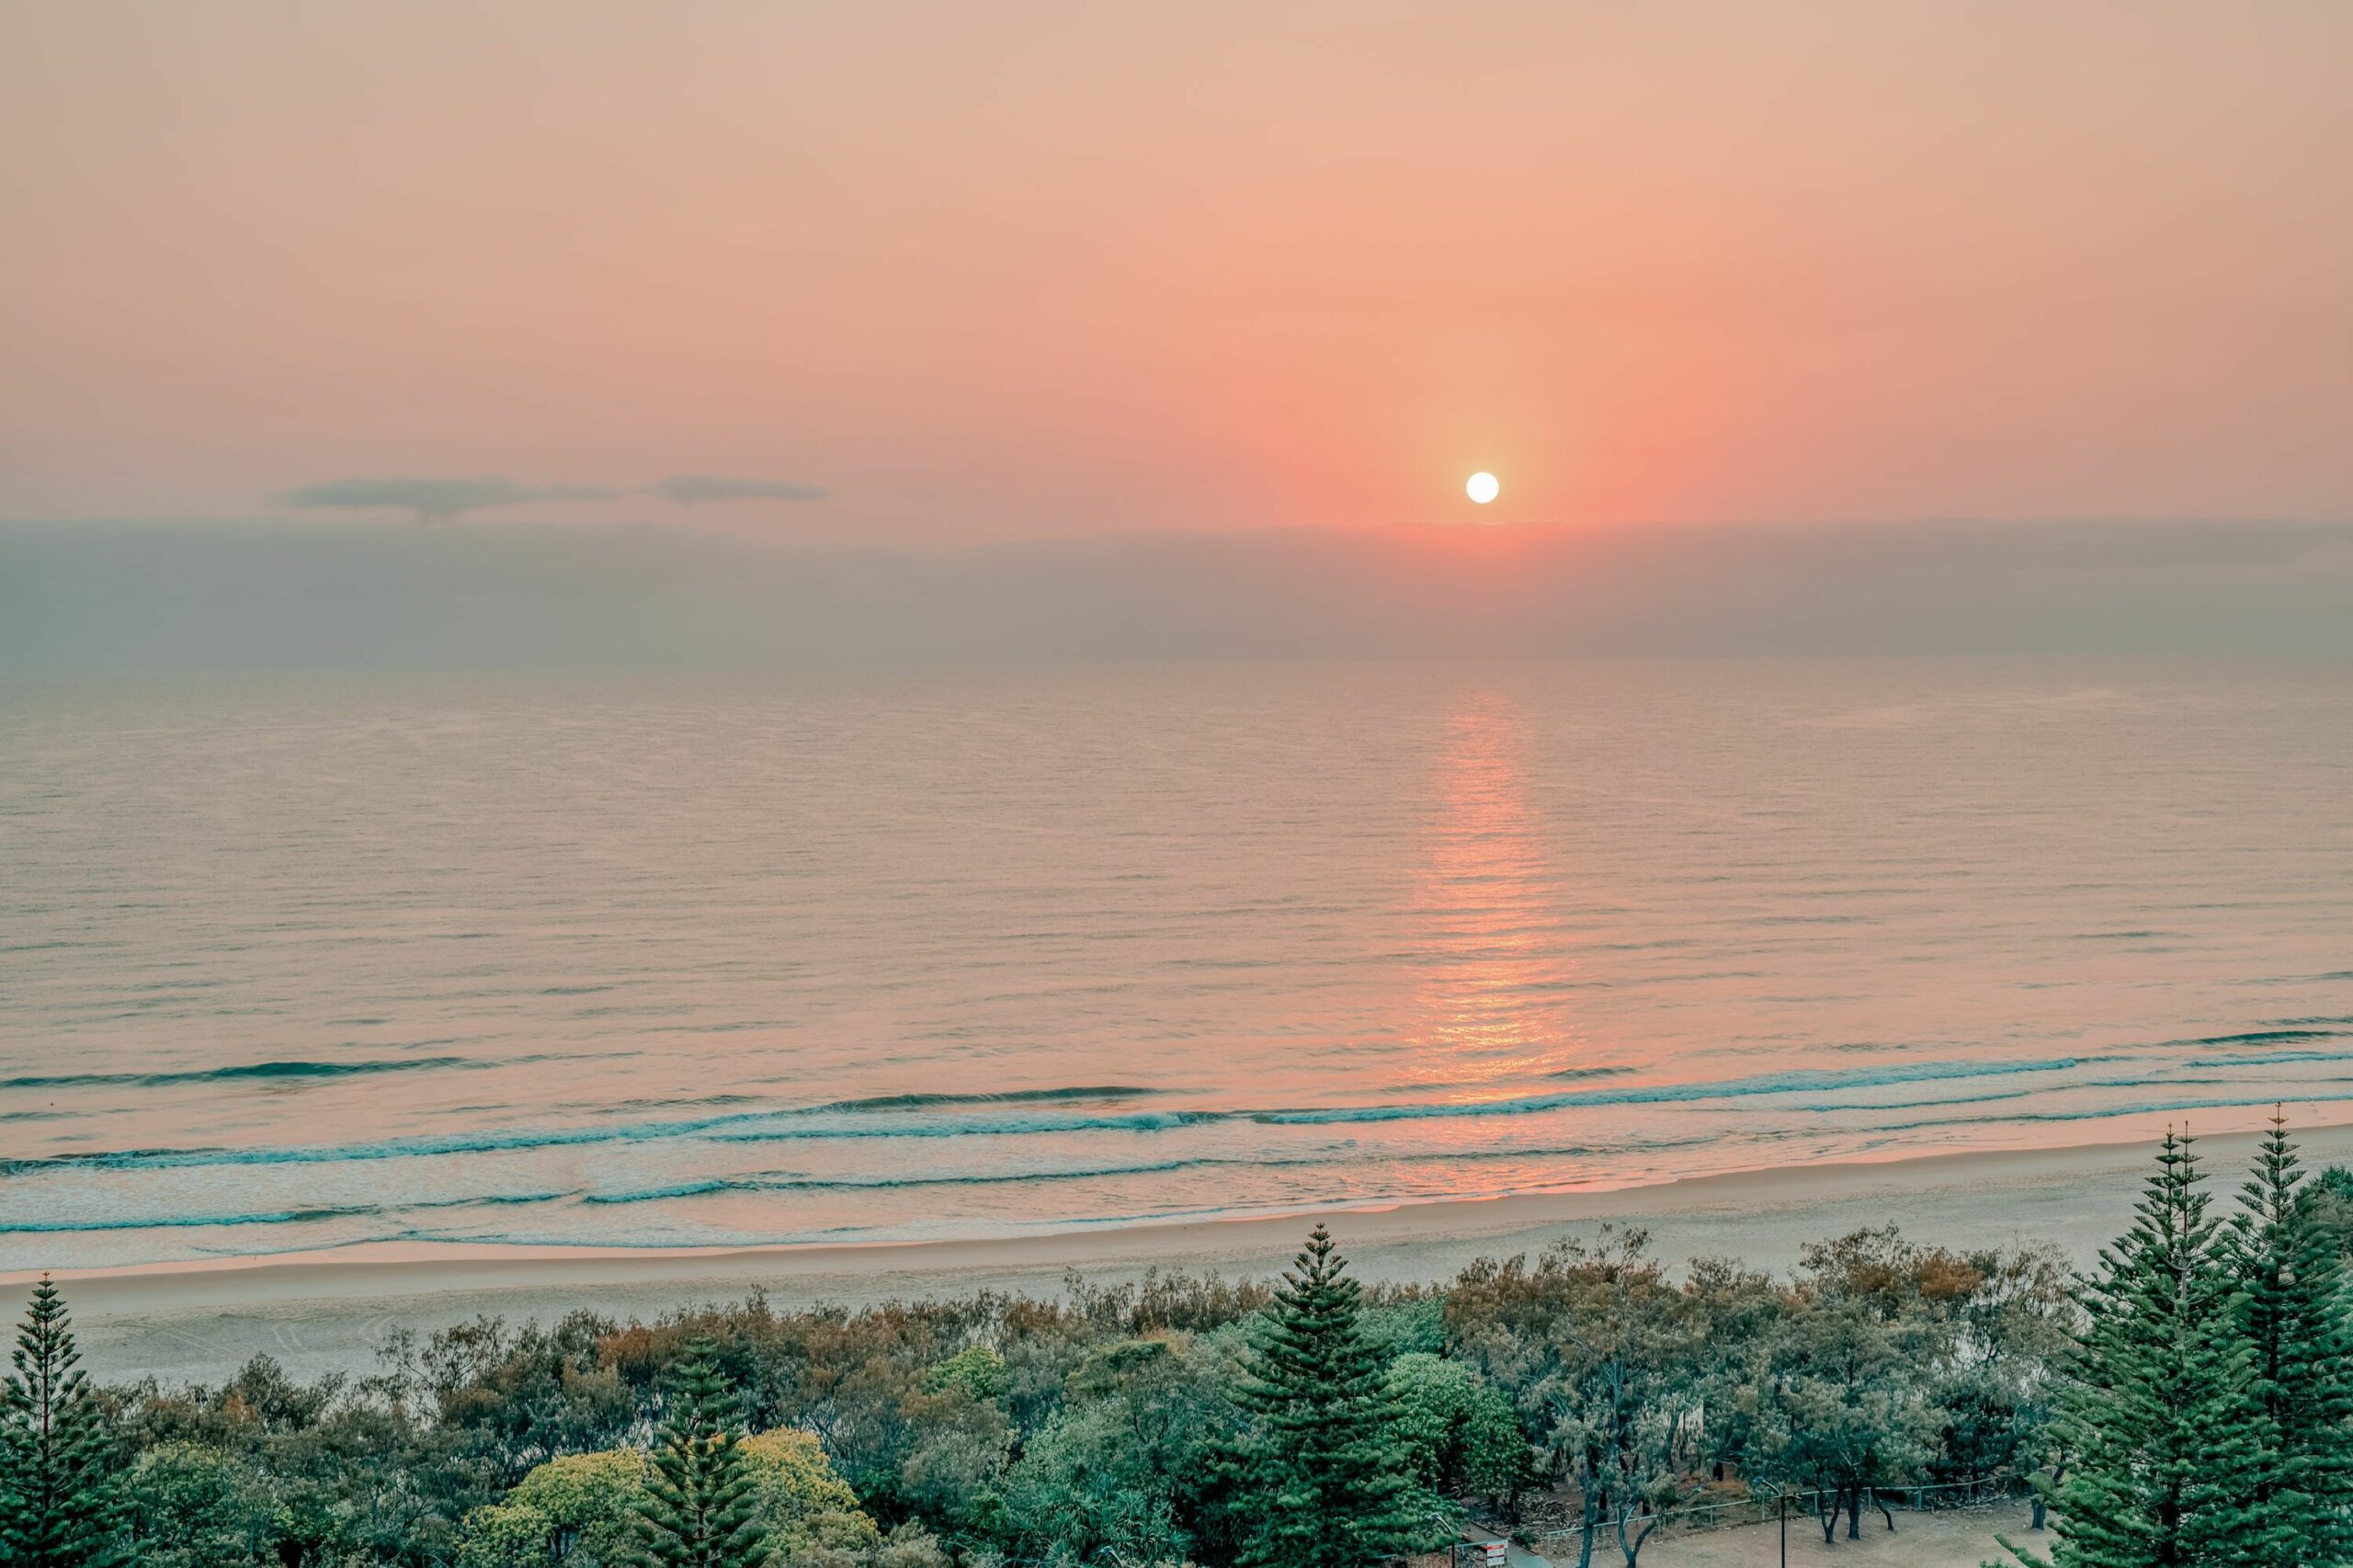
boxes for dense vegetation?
[8,1123,2353,1568]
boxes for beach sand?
[26,1123,2353,1386]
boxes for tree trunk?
[1873,1488,1895,1530]
[1846,1485,1863,1540]
[1619,1502,1661,1568]
[1817,1493,1839,1544]
[2032,1463,2063,1530]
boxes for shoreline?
[32,1119,2353,1385]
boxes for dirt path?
[1527,1502,2036,1567]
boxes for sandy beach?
[28,1122,2353,1387]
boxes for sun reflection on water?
[1404,693,1596,1107]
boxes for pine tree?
[2226,1113,2353,1568]
[1229,1224,1427,1568]
[0,1276,130,1568]
[632,1338,767,1568]
[2010,1131,2278,1568]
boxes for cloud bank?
[4,519,2348,670]
[267,473,831,520]
[272,477,620,522]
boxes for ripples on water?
[3,661,2349,1268]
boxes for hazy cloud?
[274,477,620,522]
[649,474,828,505]
[6,519,2350,670]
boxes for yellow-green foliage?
[737,1426,872,1541]
[782,1517,954,1568]
[460,1449,647,1568]
[510,1449,650,1524]
[457,1499,563,1568]
[735,1427,958,1566]
[461,1433,878,1568]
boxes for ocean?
[5,660,2350,1271]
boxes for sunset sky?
[4,1,2348,540]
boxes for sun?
[1465,472,1499,505]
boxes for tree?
[1754,1337,1938,1546]
[1001,1329,1241,1568]
[126,1441,274,1568]
[461,1449,649,1568]
[1680,1256,1786,1485]
[1000,1402,1197,1566]
[922,1347,1006,1403]
[1384,1352,1532,1517]
[1932,1241,2076,1515]
[1506,1230,1709,1568]
[634,1338,767,1568]
[1995,1131,2277,1568]
[1758,1229,1973,1544]
[2296,1165,2353,1258]
[737,1426,897,1562]
[1387,1354,1475,1490]
[1227,1226,1428,1568]
[0,1276,130,1568]
[2226,1114,2353,1568]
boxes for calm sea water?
[5,661,2351,1271]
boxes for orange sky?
[3,1,2347,540]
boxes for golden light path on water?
[1407,695,1588,1103]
